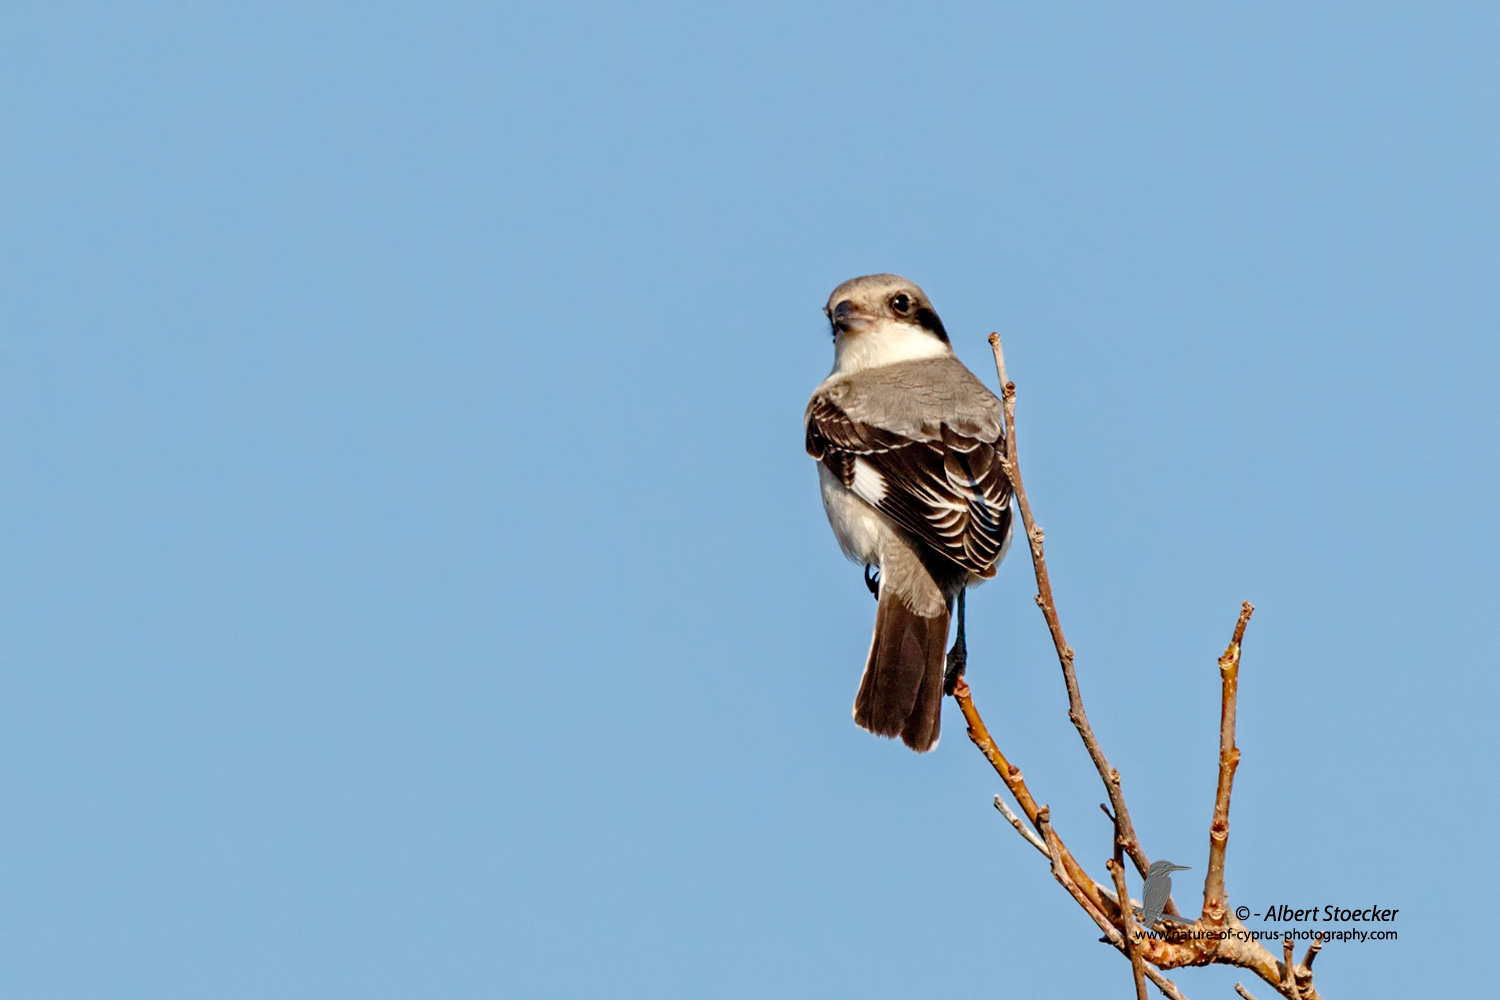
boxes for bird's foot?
[864,564,880,599]
[943,642,967,695]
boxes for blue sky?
[2,3,1495,997]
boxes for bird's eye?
[890,293,912,315]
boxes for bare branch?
[994,794,1048,856]
[953,679,1112,916]
[1109,857,1148,1000]
[1202,602,1254,930]
[1235,986,1261,1000]
[1300,936,1323,975]
[953,343,1329,1000]
[986,333,1165,905]
[1146,971,1192,1000]
[1037,807,1111,930]
[1036,810,1192,1000]
[1294,936,1323,997]
[1106,800,1149,1000]
[957,681,1211,976]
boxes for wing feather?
[805,387,1013,577]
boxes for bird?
[805,274,1014,752]
[1140,860,1191,928]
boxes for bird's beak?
[831,299,874,335]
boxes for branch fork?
[959,334,1326,1000]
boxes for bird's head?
[1146,861,1192,879]
[822,274,951,374]
[824,273,948,342]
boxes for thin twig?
[1294,935,1323,997]
[959,617,1316,998]
[956,342,1327,1000]
[1109,857,1148,1000]
[1202,602,1254,931]
[994,794,1048,855]
[1282,938,1300,999]
[1107,803,1148,1000]
[1036,809,1191,1000]
[1146,969,1191,1000]
[1235,986,1261,1000]
[1037,807,1109,929]
[1300,935,1323,974]
[987,333,1166,909]
[953,679,1111,916]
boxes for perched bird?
[1140,860,1191,928]
[805,274,1014,752]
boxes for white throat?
[831,320,952,375]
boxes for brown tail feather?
[854,587,950,752]
[900,620,948,751]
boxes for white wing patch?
[850,457,887,505]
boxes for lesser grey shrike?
[805,274,1014,752]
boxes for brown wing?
[805,395,1013,577]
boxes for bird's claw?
[864,564,880,599]
[943,643,966,695]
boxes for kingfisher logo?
[1139,860,1192,927]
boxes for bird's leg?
[864,564,880,600]
[944,588,967,694]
